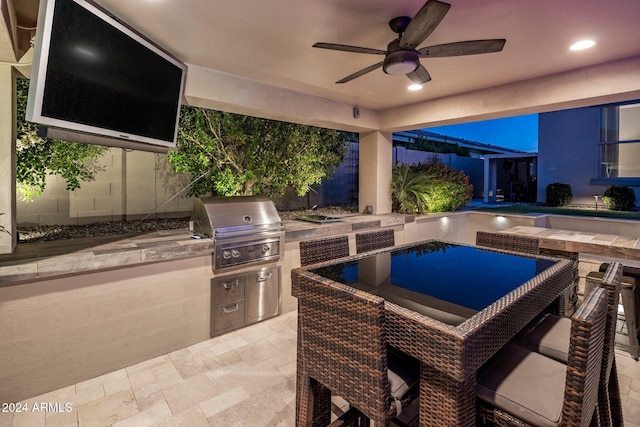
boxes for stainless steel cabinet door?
[245,266,280,322]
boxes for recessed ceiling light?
[408,84,423,91]
[570,40,595,51]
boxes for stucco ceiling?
[11,0,640,131]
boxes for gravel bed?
[17,218,191,243]
[17,205,358,243]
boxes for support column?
[483,157,492,203]
[358,131,392,214]
[0,65,17,254]
[483,156,498,203]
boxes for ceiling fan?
[313,0,506,84]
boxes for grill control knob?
[223,250,232,259]
[261,244,270,254]
[231,249,240,258]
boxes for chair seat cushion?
[477,343,567,427]
[516,312,570,363]
[388,347,419,398]
[387,347,419,414]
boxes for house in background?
[276,129,524,210]
[394,130,528,201]
[395,130,540,204]
[483,153,539,203]
[537,99,640,207]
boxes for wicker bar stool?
[539,248,580,316]
[293,274,418,426]
[356,229,395,254]
[475,231,540,255]
[475,231,577,315]
[598,262,640,360]
[477,286,609,426]
[515,262,624,427]
[297,235,352,426]
[300,235,350,266]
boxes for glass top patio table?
[309,240,557,326]
[294,239,574,426]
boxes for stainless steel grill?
[190,196,285,272]
[191,196,284,337]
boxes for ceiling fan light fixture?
[383,50,419,75]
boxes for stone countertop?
[0,213,411,287]
[0,229,214,286]
[499,225,640,261]
[282,213,411,242]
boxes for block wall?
[17,148,194,225]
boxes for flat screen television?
[26,0,187,150]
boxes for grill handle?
[257,271,273,282]
[223,279,240,289]
[222,303,240,314]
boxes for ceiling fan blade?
[418,39,506,57]
[407,64,431,84]
[313,42,386,55]
[400,0,451,50]
[336,62,384,84]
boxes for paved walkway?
[1,310,638,427]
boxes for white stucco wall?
[537,106,607,205]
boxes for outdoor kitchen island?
[0,212,410,404]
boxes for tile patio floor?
[1,310,639,427]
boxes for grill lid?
[191,196,283,238]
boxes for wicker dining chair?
[477,286,609,427]
[356,229,395,254]
[475,231,540,255]
[293,273,419,426]
[515,262,624,427]
[476,231,579,316]
[598,262,640,360]
[299,235,350,266]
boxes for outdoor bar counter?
[0,213,408,286]
[499,225,640,262]
[0,213,409,403]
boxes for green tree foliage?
[390,161,473,214]
[16,78,108,201]
[169,106,349,197]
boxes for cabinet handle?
[223,279,239,289]
[257,272,272,282]
[222,303,239,314]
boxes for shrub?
[603,186,636,211]
[390,161,473,214]
[389,164,433,214]
[546,183,572,207]
[423,180,471,212]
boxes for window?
[600,103,640,178]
